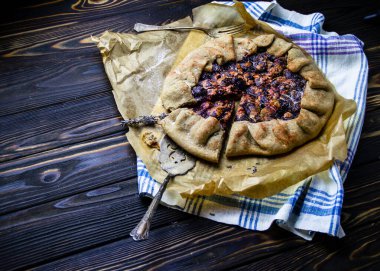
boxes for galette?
[158,34,334,163]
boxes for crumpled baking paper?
[93,2,356,200]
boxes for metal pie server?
[130,135,196,241]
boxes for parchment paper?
[93,2,356,200]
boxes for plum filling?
[192,100,234,129]
[190,52,306,126]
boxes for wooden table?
[1,0,379,270]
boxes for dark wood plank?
[0,53,111,116]
[0,1,209,117]
[32,218,305,271]
[351,104,380,167]
[0,0,209,37]
[0,92,123,162]
[232,222,380,271]
[368,46,380,69]
[2,0,378,47]
[0,179,189,271]
[341,161,380,229]
[366,86,380,113]
[0,133,136,215]
[1,160,378,271]
[29,164,380,271]
[2,2,379,60]
[352,136,380,168]
[277,0,380,48]
[0,11,136,56]
[32,222,380,271]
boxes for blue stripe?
[248,198,259,229]
[289,33,360,42]
[191,196,200,215]
[261,199,287,206]
[309,12,317,32]
[300,203,341,216]
[244,199,254,228]
[346,55,368,163]
[341,52,367,176]
[258,202,280,215]
[146,172,152,193]
[264,14,317,30]
[263,15,283,27]
[185,196,194,213]
[238,196,248,226]
[328,165,342,234]
[197,196,206,216]
[243,202,342,217]
[253,2,265,12]
[307,186,339,198]
[333,164,344,235]
[243,2,260,18]
[304,195,343,207]
[207,188,343,216]
[254,199,262,229]
[183,197,189,211]
[150,178,155,195]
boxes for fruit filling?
[192,100,234,129]
[190,52,307,125]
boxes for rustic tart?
[159,34,334,163]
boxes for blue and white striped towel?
[137,1,368,240]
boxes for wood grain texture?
[3,160,377,271]
[0,179,189,271]
[33,222,380,271]
[0,92,123,162]
[32,218,304,271]
[351,107,380,167]
[0,0,209,116]
[277,0,380,48]
[366,86,380,113]
[341,161,380,229]
[0,54,111,116]
[0,0,208,37]
[232,223,380,271]
[0,133,136,215]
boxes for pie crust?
[159,34,334,162]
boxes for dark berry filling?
[192,100,234,129]
[190,52,306,126]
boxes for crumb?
[142,131,160,149]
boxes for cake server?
[130,135,196,241]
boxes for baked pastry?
[159,34,334,162]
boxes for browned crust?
[160,108,224,163]
[160,35,335,160]
[161,35,236,111]
[225,38,334,157]
[287,47,312,72]
[234,37,258,61]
